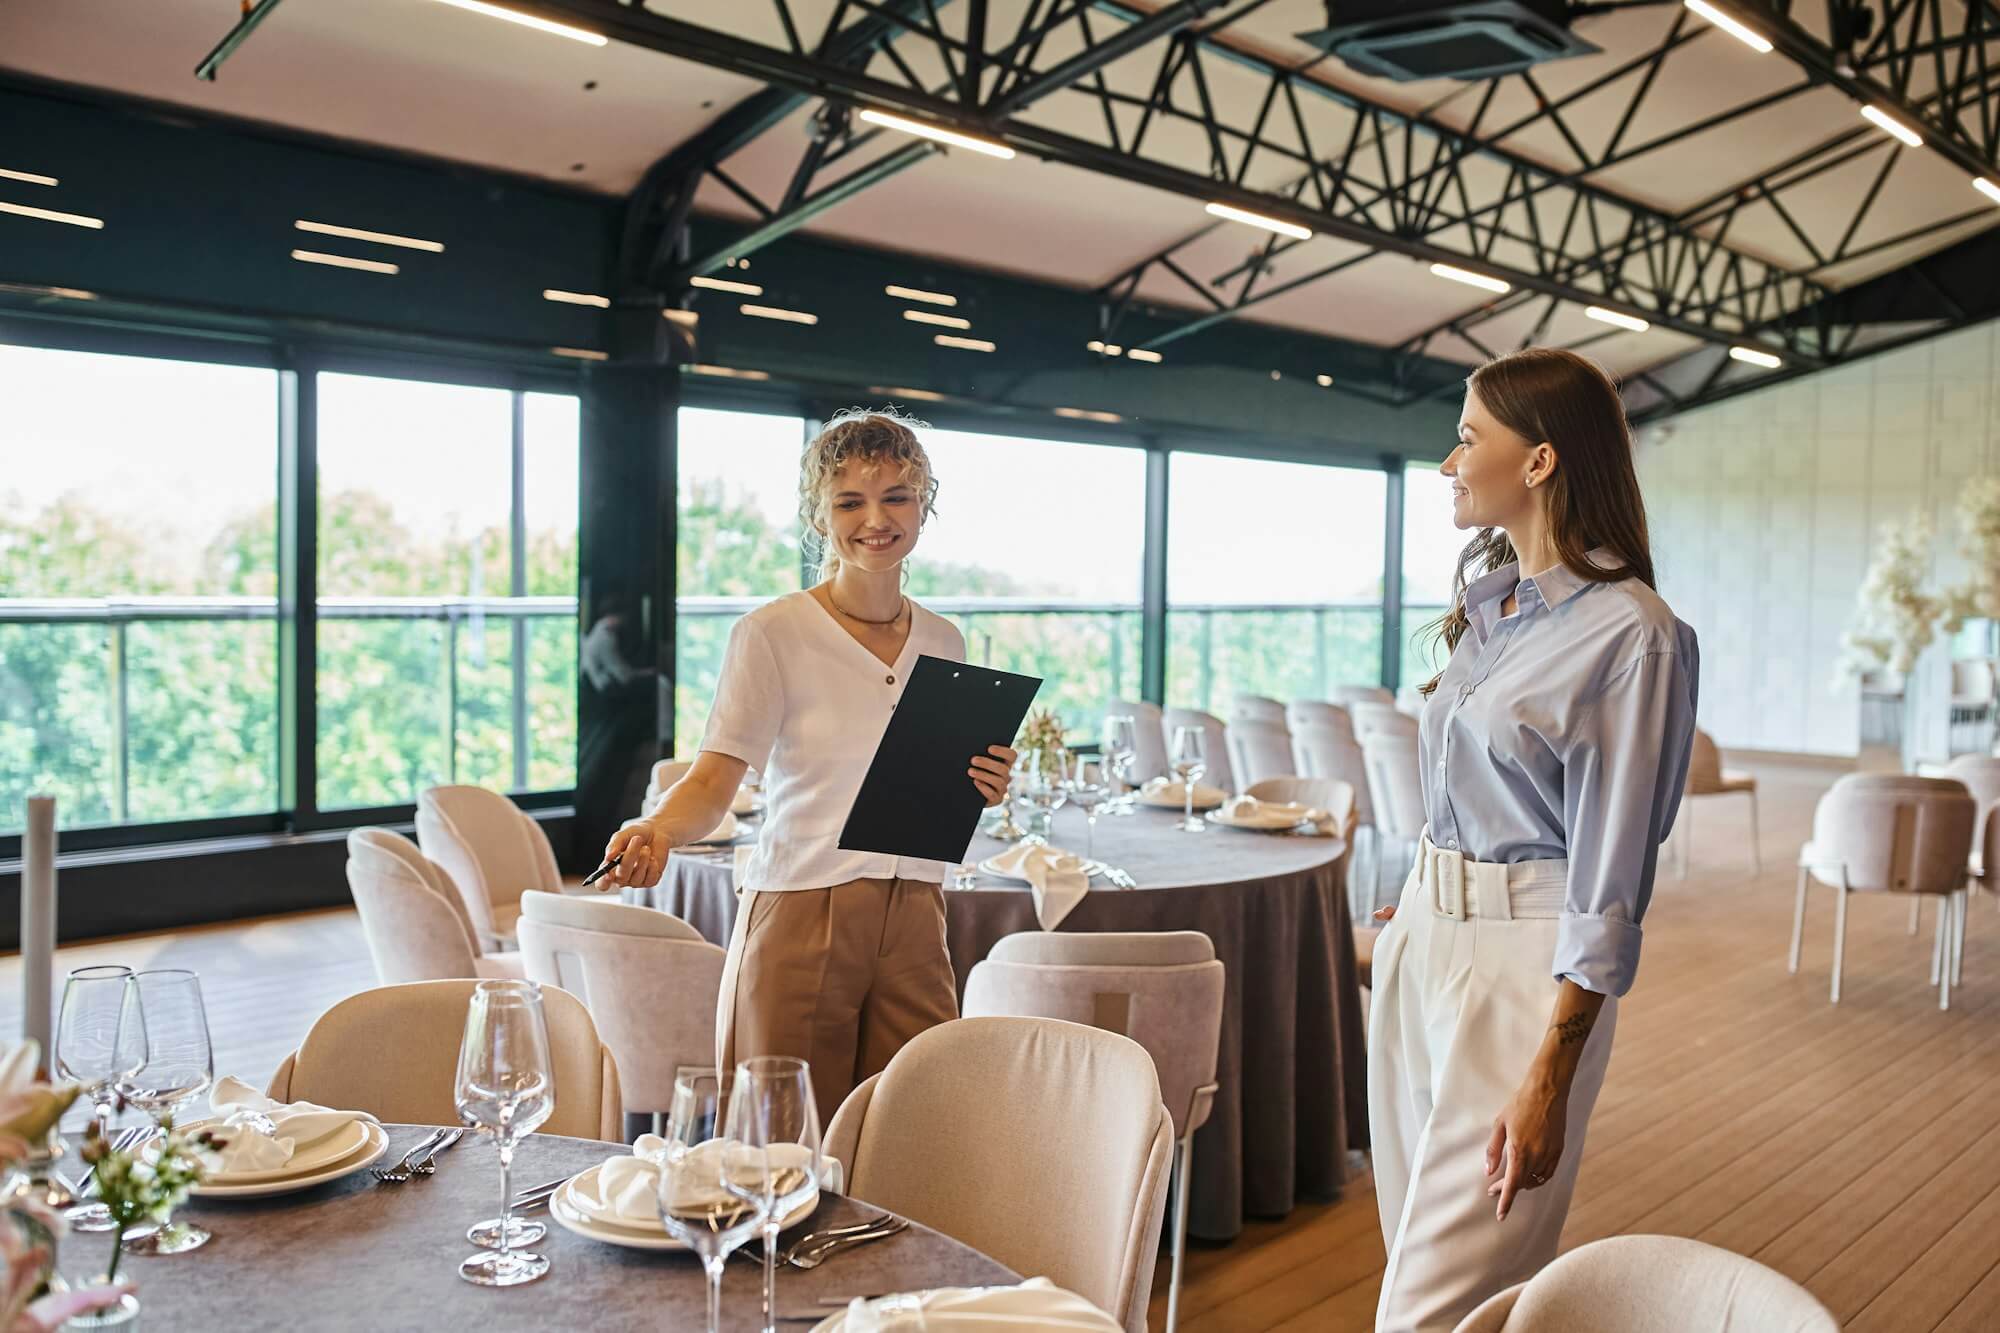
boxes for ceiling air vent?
[1297,1,1601,83]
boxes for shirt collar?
[1466,545,1620,627]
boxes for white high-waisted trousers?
[1367,835,1618,1333]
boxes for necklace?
[828,588,907,627]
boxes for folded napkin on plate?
[575,1136,835,1228]
[820,1277,1122,1332]
[985,842,1089,930]
[730,786,759,815]
[1140,777,1226,806]
[698,810,740,843]
[207,1077,378,1175]
[1220,795,1331,832]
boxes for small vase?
[63,1291,139,1330]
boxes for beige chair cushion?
[267,979,620,1141]
[518,890,706,942]
[1686,728,1757,796]
[824,1017,1173,1333]
[416,786,562,940]
[986,930,1214,968]
[1802,774,1975,895]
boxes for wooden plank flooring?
[1,758,1994,1329]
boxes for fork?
[1101,865,1137,889]
[411,1127,463,1176]
[371,1128,447,1184]
[784,1217,910,1270]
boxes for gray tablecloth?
[91,1125,1016,1331]
[652,804,1370,1242]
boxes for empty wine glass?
[455,979,555,1287]
[55,966,142,1233]
[117,969,212,1255]
[1170,725,1208,834]
[1062,752,1110,860]
[1103,716,1139,816]
[657,1069,767,1333]
[1017,746,1069,841]
[725,1057,823,1333]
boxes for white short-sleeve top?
[698,589,968,892]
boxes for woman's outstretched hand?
[969,744,1016,807]
[601,820,673,890]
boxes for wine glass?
[657,1069,768,1333]
[1170,725,1208,833]
[725,1057,823,1333]
[1062,752,1110,860]
[1103,716,1139,816]
[55,966,142,1232]
[455,979,555,1287]
[1017,746,1069,842]
[116,969,212,1255]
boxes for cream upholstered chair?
[1395,684,1427,718]
[641,759,695,816]
[1791,774,1974,1009]
[1162,707,1233,795]
[963,934,1223,1333]
[1293,720,1383,916]
[1939,754,2000,928]
[1225,718,1295,788]
[1330,684,1393,708]
[824,1017,1173,1333]
[266,979,621,1140]
[1106,700,1169,785]
[1676,728,1760,878]
[1285,699,1346,733]
[1351,699,1417,743]
[1452,1234,1836,1332]
[416,786,562,944]
[1364,731,1426,842]
[1230,693,1284,725]
[514,891,723,1132]
[345,829,524,985]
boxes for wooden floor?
[3,757,1996,1330]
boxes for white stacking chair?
[963,933,1223,1333]
[1350,699,1417,743]
[1395,685,1427,718]
[344,829,524,985]
[415,785,562,944]
[1453,1234,1836,1332]
[1363,731,1427,883]
[1225,718,1295,788]
[1791,774,1974,1008]
[1330,684,1393,708]
[1230,694,1284,725]
[1162,707,1233,795]
[641,758,695,816]
[1676,728,1760,878]
[1285,699,1346,733]
[1106,700,1169,785]
[1292,718,1380,916]
[824,1017,1173,1333]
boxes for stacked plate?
[549,1163,818,1251]
[187,1118,391,1198]
[1137,781,1226,811]
[1207,802,1312,833]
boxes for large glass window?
[0,344,280,834]
[1401,460,1463,687]
[1165,453,1386,712]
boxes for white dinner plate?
[975,854,1108,884]
[186,1116,376,1186]
[549,1165,818,1252]
[190,1120,390,1199]
[1137,785,1225,811]
[1207,807,1307,833]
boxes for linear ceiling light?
[543,288,609,307]
[857,109,1015,159]
[663,308,700,327]
[1127,347,1164,363]
[935,334,996,352]
[295,220,443,252]
[291,248,396,274]
[886,284,956,307]
[0,201,104,229]
[688,364,772,380]
[0,282,96,301]
[0,168,57,187]
[429,0,606,45]
[1086,340,1125,356]
[1682,1,1773,54]
[1729,345,1782,369]
[1584,306,1651,333]
[741,303,817,325]
[1977,178,2000,206]
[1429,262,1509,294]
[1859,105,1923,148]
[1204,201,1312,241]
[1316,374,1334,387]
[550,346,608,361]
[689,276,762,296]
[902,309,970,329]
[1054,407,1123,423]
[869,385,948,402]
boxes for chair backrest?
[1942,754,2000,823]
[1394,685,1427,718]
[267,979,621,1140]
[1329,684,1393,708]
[1225,718,1296,787]
[1350,700,1417,743]
[1291,723,1373,826]
[344,828,483,985]
[1363,732,1427,840]
[416,786,561,937]
[1804,774,1975,896]
[1454,1234,1837,1333]
[1161,707,1233,795]
[824,1017,1172,1333]
[1684,727,1728,794]
[1105,700,1168,785]
[643,759,696,813]
[963,939,1224,1144]
[1247,777,1355,833]
[1230,694,1285,725]
[515,892,723,1115]
[987,930,1215,967]
[1284,700,1350,735]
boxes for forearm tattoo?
[1551,1013,1594,1047]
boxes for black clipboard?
[838,654,1043,864]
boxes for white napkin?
[986,842,1090,930]
[1219,795,1329,831]
[574,1137,830,1228]
[819,1277,1122,1331]
[697,810,740,843]
[1141,777,1226,806]
[207,1076,377,1176]
[731,786,759,815]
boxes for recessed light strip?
[1429,262,1510,294]
[690,276,762,296]
[664,309,699,327]
[1054,407,1122,423]
[543,288,609,307]
[291,249,398,275]
[0,168,58,187]
[1859,104,1924,148]
[936,334,996,352]
[1584,306,1651,333]
[740,303,817,325]
[869,385,948,402]
[1729,345,1782,369]
[1976,178,2000,206]
[1205,201,1312,241]
[0,201,105,229]
[295,220,443,252]
[886,284,957,307]
[551,346,608,361]
[1127,347,1164,363]
[902,309,971,329]
[428,0,607,45]
[688,364,772,381]
[1682,1,1773,54]
[858,109,1015,159]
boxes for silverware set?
[1099,864,1138,889]
[735,1212,911,1271]
[371,1126,463,1184]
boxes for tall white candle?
[22,797,55,1078]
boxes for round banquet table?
[89,1125,1017,1331]
[649,802,1371,1242]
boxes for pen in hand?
[580,853,622,888]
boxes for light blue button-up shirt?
[1419,550,1700,997]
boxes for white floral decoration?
[1838,510,1944,682]
[1941,476,2000,631]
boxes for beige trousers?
[720,876,958,1126]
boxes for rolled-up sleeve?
[698,615,784,773]
[1555,646,1700,996]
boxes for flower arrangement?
[1942,477,2000,630]
[1839,510,1945,681]
[79,1113,223,1286]
[1016,709,1066,775]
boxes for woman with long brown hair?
[1367,348,1700,1330]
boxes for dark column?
[1140,446,1169,705]
[1380,455,1405,690]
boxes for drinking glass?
[55,966,142,1233]
[657,1070,767,1333]
[117,969,212,1255]
[1062,753,1111,859]
[455,979,555,1287]
[1170,725,1209,833]
[1017,746,1069,840]
[725,1057,823,1333]
[1103,716,1139,816]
